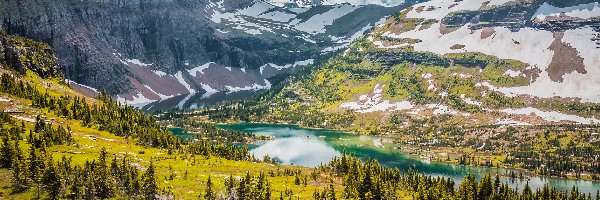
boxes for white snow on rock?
[65,79,99,93]
[427,80,436,91]
[460,94,482,106]
[533,2,600,21]
[268,0,405,7]
[405,0,513,20]
[126,59,152,67]
[500,107,600,124]
[175,72,195,93]
[421,73,432,79]
[260,59,314,74]
[152,70,167,77]
[427,104,458,115]
[340,84,414,113]
[144,85,173,99]
[11,116,37,123]
[177,93,194,110]
[496,119,531,126]
[225,80,272,93]
[0,97,9,102]
[117,92,154,108]
[295,4,358,34]
[503,69,523,77]
[200,83,219,94]
[378,0,600,103]
[188,63,214,77]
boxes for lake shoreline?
[212,120,600,183]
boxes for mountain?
[0,0,413,107]
[266,0,407,7]
[214,0,600,128]
[196,0,600,180]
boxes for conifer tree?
[328,183,337,200]
[477,174,492,200]
[204,176,215,200]
[0,137,13,168]
[11,155,28,192]
[42,162,62,199]
[143,162,158,200]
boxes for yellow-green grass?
[0,86,345,199]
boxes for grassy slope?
[0,69,344,199]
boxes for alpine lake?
[171,123,600,195]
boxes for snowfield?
[341,84,414,113]
[533,2,600,21]
[376,0,600,103]
[500,107,600,124]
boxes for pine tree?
[142,162,158,200]
[522,182,533,200]
[95,147,114,198]
[42,163,62,199]
[294,173,301,185]
[70,168,84,199]
[0,137,14,168]
[203,176,216,200]
[477,174,492,200]
[328,183,337,200]
[11,156,28,192]
[226,174,236,195]
[456,173,477,200]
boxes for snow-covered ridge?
[209,1,361,35]
[267,0,406,7]
[372,0,600,103]
[533,2,600,21]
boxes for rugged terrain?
[0,0,413,107]
[198,0,600,180]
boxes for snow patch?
[294,5,358,34]
[225,80,272,93]
[200,83,219,94]
[460,94,482,106]
[533,2,600,21]
[11,116,37,123]
[503,69,523,77]
[65,79,98,92]
[496,119,531,126]
[188,63,214,77]
[340,84,414,113]
[175,72,195,93]
[500,107,600,124]
[427,104,458,115]
[117,93,154,108]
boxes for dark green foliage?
[222,172,271,200]
[203,176,216,200]
[143,162,158,200]
[320,152,592,200]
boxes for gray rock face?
[0,31,61,78]
[0,0,408,106]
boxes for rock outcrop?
[0,30,61,78]
[0,0,408,107]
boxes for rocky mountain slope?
[0,0,412,107]
[204,0,600,129]
[197,0,600,180]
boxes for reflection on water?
[218,123,600,195]
[252,138,340,167]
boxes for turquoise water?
[215,123,600,195]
